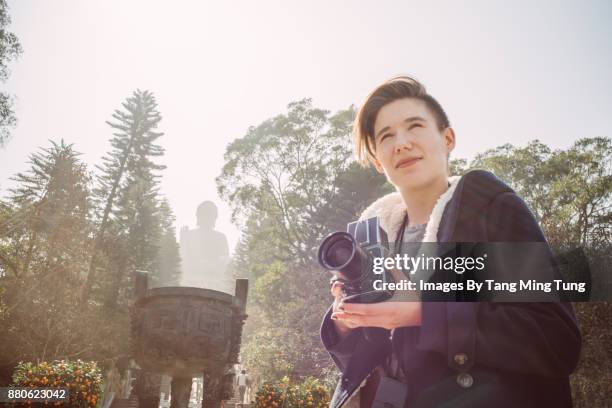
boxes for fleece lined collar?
[359,175,462,243]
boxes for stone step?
[110,396,139,408]
[109,397,247,408]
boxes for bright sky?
[1,0,611,253]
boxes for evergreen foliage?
[84,89,169,305]
[0,141,104,375]
[0,91,181,386]
[0,0,22,146]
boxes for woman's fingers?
[334,301,422,329]
[333,312,386,329]
[338,301,378,316]
[331,281,344,299]
[331,286,421,330]
[331,312,365,328]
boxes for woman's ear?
[444,127,456,155]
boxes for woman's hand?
[331,270,422,331]
[332,300,422,331]
[330,281,360,339]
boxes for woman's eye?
[380,133,392,141]
[409,124,423,130]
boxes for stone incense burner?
[130,272,248,408]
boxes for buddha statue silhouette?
[179,201,232,294]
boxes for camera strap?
[386,212,410,384]
[393,212,409,256]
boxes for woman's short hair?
[354,76,450,166]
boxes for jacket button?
[454,353,468,366]
[456,372,473,388]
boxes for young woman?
[320,77,581,408]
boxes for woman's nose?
[394,131,413,153]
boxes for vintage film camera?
[318,216,395,304]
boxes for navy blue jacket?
[320,170,581,408]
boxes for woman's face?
[372,98,455,191]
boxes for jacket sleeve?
[417,191,582,376]
[320,304,365,372]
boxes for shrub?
[255,377,330,408]
[11,360,103,407]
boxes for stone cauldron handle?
[134,270,149,301]
[234,279,248,312]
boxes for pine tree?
[102,175,162,307]
[0,140,94,365]
[82,89,166,303]
[1,140,91,278]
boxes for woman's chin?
[393,173,430,191]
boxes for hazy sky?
[2,0,611,252]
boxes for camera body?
[318,216,395,303]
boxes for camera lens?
[325,238,353,268]
[318,232,363,280]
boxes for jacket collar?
[359,175,462,243]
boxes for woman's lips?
[396,157,422,168]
